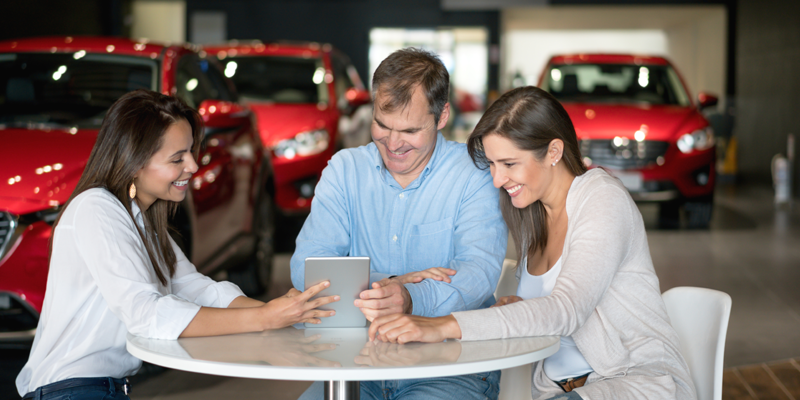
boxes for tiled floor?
[3,183,799,399]
[723,358,800,400]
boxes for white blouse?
[16,188,244,395]
[517,257,594,381]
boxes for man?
[291,48,508,400]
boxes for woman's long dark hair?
[50,90,203,285]
[467,86,587,264]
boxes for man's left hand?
[355,278,412,321]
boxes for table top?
[127,328,559,381]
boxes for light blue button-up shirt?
[290,133,508,317]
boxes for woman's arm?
[227,296,265,308]
[181,281,339,338]
[367,314,462,344]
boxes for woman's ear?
[549,139,565,166]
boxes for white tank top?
[516,256,594,381]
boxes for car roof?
[0,36,174,58]
[202,40,331,59]
[548,54,671,66]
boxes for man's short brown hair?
[371,48,450,125]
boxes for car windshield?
[221,56,329,104]
[0,52,157,128]
[543,63,691,106]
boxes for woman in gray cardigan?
[368,86,696,400]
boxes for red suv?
[539,54,718,228]
[202,41,372,213]
[0,36,274,342]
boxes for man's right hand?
[355,278,411,321]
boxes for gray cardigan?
[453,168,696,400]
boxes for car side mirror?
[197,99,251,132]
[345,88,371,110]
[697,92,718,110]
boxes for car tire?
[658,200,681,229]
[228,191,275,297]
[684,194,714,229]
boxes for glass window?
[175,55,217,108]
[544,64,691,106]
[221,56,328,104]
[0,53,157,128]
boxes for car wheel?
[684,194,714,229]
[228,191,275,297]
[658,200,681,229]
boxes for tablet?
[304,256,370,328]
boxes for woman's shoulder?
[568,168,635,216]
[61,188,129,226]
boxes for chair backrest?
[662,287,732,400]
[495,258,519,300]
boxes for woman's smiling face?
[133,118,198,209]
[482,133,553,209]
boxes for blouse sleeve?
[72,194,201,339]
[453,182,635,341]
[168,235,245,308]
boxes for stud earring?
[552,159,558,167]
[129,181,137,199]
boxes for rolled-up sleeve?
[73,195,200,339]
[169,236,244,308]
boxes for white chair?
[495,258,534,400]
[662,286,732,400]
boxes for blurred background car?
[202,41,372,214]
[0,36,274,344]
[539,54,718,228]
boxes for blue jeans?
[24,377,131,400]
[299,370,500,400]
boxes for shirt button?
[399,193,404,199]
[392,235,398,242]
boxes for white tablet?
[304,256,370,328]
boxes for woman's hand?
[492,295,523,308]
[368,314,462,344]
[260,281,339,329]
[394,267,457,284]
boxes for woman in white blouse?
[368,87,696,400]
[16,90,339,400]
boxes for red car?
[202,41,372,213]
[0,36,274,342]
[539,54,718,228]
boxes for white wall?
[131,0,186,43]
[501,6,727,107]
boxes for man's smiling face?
[371,85,448,187]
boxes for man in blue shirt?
[292,48,507,400]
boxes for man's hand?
[355,278,412,321]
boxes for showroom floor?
[4,182,799,399]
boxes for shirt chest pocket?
[407,217,454,269]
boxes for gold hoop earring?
[129,181,137,199]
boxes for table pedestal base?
[324,380,360,400]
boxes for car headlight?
[273,129,330,159]
[677,127,714,154]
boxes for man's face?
[371,86,449,187]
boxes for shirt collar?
[131,198,145,230]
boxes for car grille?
[580,139,669,170]
[0,212,16,260]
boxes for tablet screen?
[304,257,370,328]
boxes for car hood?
[0,127,97,215]
[247,103,335,146]
[562,103,703,141]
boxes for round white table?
[127,327,559,400]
